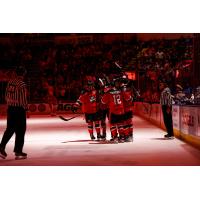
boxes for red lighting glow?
[126,71,136,80]
[176,70,179,78]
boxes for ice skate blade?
[15,156,27,160]
[164,137,174,140]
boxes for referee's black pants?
[0,106,26,153]
[162,105,174,136]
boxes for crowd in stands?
[0,34,198,105]
[137,37,193,103]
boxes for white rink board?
[172,105,180,130]
[180,106,198,136]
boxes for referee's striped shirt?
[160,87,172,106]
[5,77,28,110]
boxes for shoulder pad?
[110,89,121,95]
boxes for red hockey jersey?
[76,90,99,114]
[101,88,125,115]
[121,86,134,112]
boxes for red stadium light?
[176,70,179,78]
[126,71,136,80]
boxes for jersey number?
[90,96,96,103]
[113,95,122,105]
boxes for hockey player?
[97,75,111,140]
[73,76,101,141]
[101,77,126,143]
[120,78,134,142]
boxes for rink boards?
[134,102,200,149]
[0,102,82,115]
[1,102,200,148]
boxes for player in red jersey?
[73,76,101,140]
[97,75,111,140]
[121,78,134,142]
[101,78,125,143]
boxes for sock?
[95,121,101,137]
[118,124,125,138]
[88,122,93,136]
[110,125,117,138]
[123,124,130,137]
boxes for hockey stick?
[59,114,81,122]
[114,62,122,69]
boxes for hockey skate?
[0,148,7,159]
[164,134,174,139]
[118,135,125,143]
[15,152,27,160]
[124,135,133,142]
[90,135,96,141]
[101,133,107,141]
[110,137,118,144]
[97,134,102,141]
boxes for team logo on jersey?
[90,96,96,102]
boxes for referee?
[159,80,174,139]
[0,66,28,160]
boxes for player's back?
[78,90,98,114]
[102,88,125,115]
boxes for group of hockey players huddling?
[72,70,137,143]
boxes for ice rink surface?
[0,114,200,166]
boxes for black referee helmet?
[15,66,27,76]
